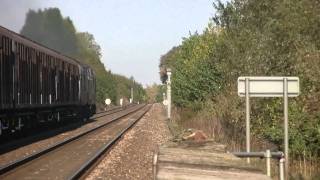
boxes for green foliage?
[160,30,222,108]
[21,8,78,57]
[144,84,166,103]
[113,75,146,104]
[21,8,145,105]
[159,0,320,157]
[155,85,166,103]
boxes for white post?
[245,78,250,163]
[167,68,172,120]
[163,93,166,102]
[266,149,271,177]
[131,87,133,103]
[280,158,285,180]
[284,78,289,179]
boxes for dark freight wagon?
[0,26,96,136]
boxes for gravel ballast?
[86,103,171,180]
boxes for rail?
[232,150,285,180]
[0,104,145,176]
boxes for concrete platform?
[153,140,271,180]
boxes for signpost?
[238,76,299,179]
[238,77,299,97]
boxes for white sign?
[163,99,168,106]
[105,98,111,105]
[129,98,132,103]
[238,77,299,97]
[237,76,300,175]
[119,98,123,106]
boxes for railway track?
[91,104,132,118]
[0,104,151,179]
[94,103,134,115]
[0,104,134,155]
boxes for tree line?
[21,8,146,106]
[160,0,320,161]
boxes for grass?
[169,100,320,180]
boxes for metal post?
[280,158,285,180]
[283,78,289,179]
[167,69,172,120]
[153,153,158,180]
[266,149,271,177]
[245,78,250,163]
[232,151,284,178]
[131,87,133,103]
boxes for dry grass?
[169,95,320,180]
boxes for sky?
[0,0,215,86]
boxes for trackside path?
[86,103,171,180]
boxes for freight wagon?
[0,26,96,136]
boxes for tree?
[159,0,320,159]
[20,8,146,105]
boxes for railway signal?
[166,68,172,120]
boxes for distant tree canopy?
[159,0,320,157]
[21,8,145,105]
[21,8,78,57]
[145,83,166,103]
[113,74,146,103]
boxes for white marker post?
[245,78,250,163]
[131,88,133,103]
[163,99,168,106]
[105,98,111,111]
[283,78,289,178]
[166,68,172,120]
[238,76,299,179]
[120,98,123,107]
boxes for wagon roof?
[0,25,85,67]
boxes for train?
[0,26,96,136]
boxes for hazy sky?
[0,0,215,85]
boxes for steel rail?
[0,104,138,154]
[95,103,134,115]
[0,104,146,175]
[69,104,152,180]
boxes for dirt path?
[86,103,171,180]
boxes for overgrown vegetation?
[145,84,166,103]
[21,8,146,105]
[160,0,320,176]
